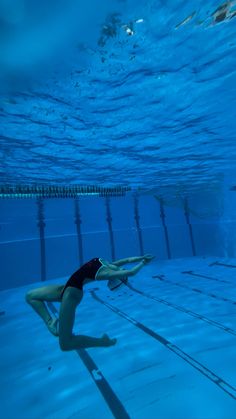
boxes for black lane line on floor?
[209,261,236,268]
[126,283,236,337]
[91,291,236,401]
[182,271,233,286]
[47,302,131,419]
[153,275,236,306]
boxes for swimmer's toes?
[102,333,117,346]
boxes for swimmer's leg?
[25,284,64,336]
[59,287,117,351]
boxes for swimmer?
[175,1,236,29]
[122,24,134,36]
[25,254,155,351]
[122,18,144,36]
[212,1,236,24]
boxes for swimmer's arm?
[112,256,143,266]
[99,261,146,280]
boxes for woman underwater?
[25,254,155,351]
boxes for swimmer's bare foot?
[46,318,59,337]
[101,333,117,346]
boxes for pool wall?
[0,189,226,290]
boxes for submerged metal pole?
[36,197,46,281]
[159,198,171,259]
[183,197,196,256]
[105,197,116,261]
[134,194,144,256]
[74,197,84,266]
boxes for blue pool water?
[1,0,236,418]
[1,0,236,193]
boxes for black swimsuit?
[61,257,104,297]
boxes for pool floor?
[0,256,236,419]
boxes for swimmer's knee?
[59,343,70,352]
[25,291,33,304]
[59,337,72,352]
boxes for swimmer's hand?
[143,254,155,264]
